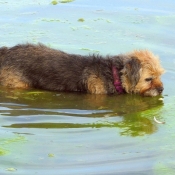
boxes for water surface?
[0,0,175,174]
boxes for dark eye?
[145,78,153,82]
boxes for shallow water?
[0,0,175,174]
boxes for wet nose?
[157,87,164,93]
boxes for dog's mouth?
[142,87,164,97]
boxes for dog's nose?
[157,87,164,93]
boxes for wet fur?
[0,43,165,96]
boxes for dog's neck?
[112,66,124,94]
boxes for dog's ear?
[122,57,141,88]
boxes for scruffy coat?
[0,43,164,96]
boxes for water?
[0,0,175,174]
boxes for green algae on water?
[78,18,85,22]
[6,168,17,172]
[60,0,74,3]
[80,48,91,51]
[48,153,55,157]
[42,18,60,22]
[0,148,9,156]
[0,135,26,156]
[51,0,58,5]
[51,0,74,4]
[80,48,100,53]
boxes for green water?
[0,0,175,174]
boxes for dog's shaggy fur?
[0,43,165,96]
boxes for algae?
[42,18,60,22]
[6,168,17,172]
[60,0,74,3]
[51,0,74,4]
[51,0,58,5]
[78,18,85,22]
[48,153,55,157]
[0,148,9,156]
[0,135,26,156]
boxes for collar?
[112,65,124,94]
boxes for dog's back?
[0,46,8,55]
[0,46,8,62]
[0,44,113,93]
[0,44,87,91]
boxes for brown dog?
[0,43,164,96]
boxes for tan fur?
[87,75,107,94]
[0,68,29,89]
[130,50,164,74]
[121,75,131,93]
[123,50,165,96]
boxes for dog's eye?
[145,78,153,82]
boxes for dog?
[0,43,165,96]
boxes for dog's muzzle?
[157,87,164,94]
[143,86,164,97]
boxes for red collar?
[112,66,124,94]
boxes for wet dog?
[0,43,165,96]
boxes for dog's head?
[121,50,165,97]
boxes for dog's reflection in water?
[83,94,164,136]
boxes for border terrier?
[0,43,165,96]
